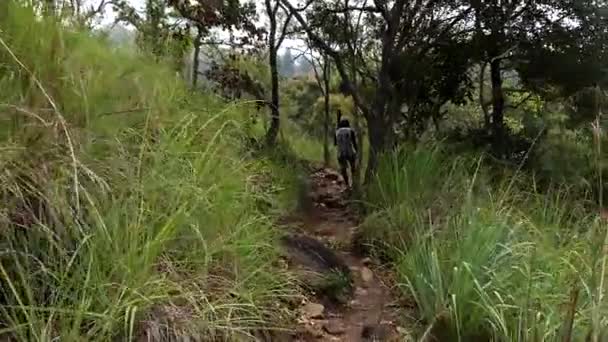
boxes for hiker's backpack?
[336,127,355,157]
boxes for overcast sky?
[95,0,144,23]
[88,0,304,52]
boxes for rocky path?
[279,168,408,342]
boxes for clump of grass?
[283,124,332,166]
[363,143,608,340]
[311,270,353,304]
[365,143,451,209]
[0,4,299,341]
[359,143,470,259]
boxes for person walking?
[335,117,358,188]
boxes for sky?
[87,0,305,52]
[90,0,142,24]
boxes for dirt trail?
[280,168,405,342]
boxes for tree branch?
[272,0,281,15]
[82,0,114,21]
[372,0,389,21]
[276,7,294,48]
[309,55,327,96]
[290,45,314,61]
[491,45,518,62]
[322,6,382,14]
[294,0,316,11]
[280,0,371,116]
[507,93,534,110]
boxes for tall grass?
[362,143,608,340]
[280,121,333,167]
[360,144,470,258]
[0,4,297,341]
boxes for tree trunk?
[432,104,442,134]
[353,111,363,184]
[323,56,331,166]
[474,3,491,132]
[363,55,393,183]
[191,27,202,89]
[265,44,280,145]
[490,57,505,157]
[365,116,388,184]
[265,0,280,146]
[345,52,364,191]
[479,62,491,130]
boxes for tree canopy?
[106,0,608,179]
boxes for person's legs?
[349,155,356,183]
[338,156,349,186]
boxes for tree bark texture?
[323,56,331,166]
[265,0,280,146]
[191,27,202,89]
[490,57,505,157]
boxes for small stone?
[324,320,346,335]
[312,319,329,326]
[301,302,325,319]
[355,287,368,296]
[360,267,374,283]
[302,324,325,338]
[324,172,340,181]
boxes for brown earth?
[279,168,413,342]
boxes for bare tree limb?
[491,45,518,62]
[309,54,326,96]
[293,0,316,11]
[276,9,294,48]
[507,93,534,110]
[290,45,313,61]
[322,5,382,14]
[82,0,114,21]
[372,0,389,21]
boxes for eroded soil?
[280,168,411,342]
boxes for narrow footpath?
[279,168,409,342]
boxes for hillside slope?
[0,4,298,341]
